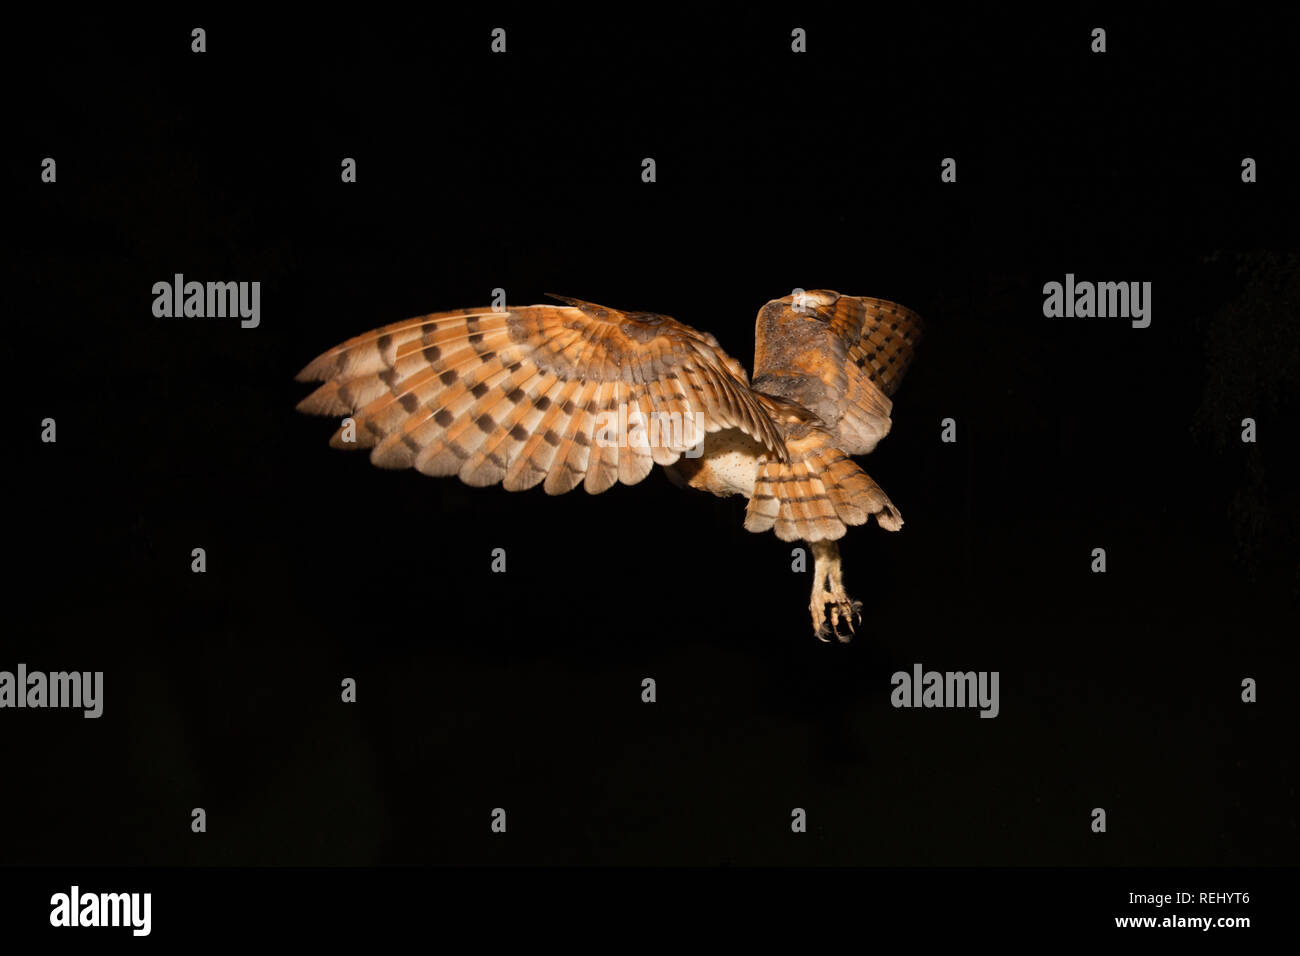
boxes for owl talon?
[812,595,833,641]
[828,598,860,643]
[812,595,861,643]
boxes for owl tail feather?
[744,442,901,543]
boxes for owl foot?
[809,538,861,642]
[812,592,863,643]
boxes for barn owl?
[296,290,923,641]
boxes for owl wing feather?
[751,290,924,456]
[296,296,788,495]
[741,290,924,542]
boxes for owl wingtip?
[295,353,335,383]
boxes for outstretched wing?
[751,290,924,455]
[296,296,786,495]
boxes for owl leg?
[810,540,863,643]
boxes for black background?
[6,10,1297,869]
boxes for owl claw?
[812,595,862,643]
[828,598,862,643]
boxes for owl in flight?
[296,290,923,641]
